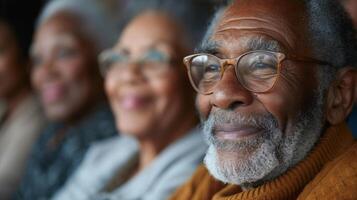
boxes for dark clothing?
[348,105,357,138]
[0,0,43,58]
[14,103,117,200]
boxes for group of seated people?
[0,0,356,199]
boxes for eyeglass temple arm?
[288,54,331,66]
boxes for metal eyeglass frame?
[183,50,330,95]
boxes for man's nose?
[210,66,254,110]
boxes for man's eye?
[204,64,220,73]
[244,53,278,71]
[251,61,276,70]
[248,61,277,79]
[203,64,220,80]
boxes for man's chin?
[204,143,280,186]
[215,147,257,160]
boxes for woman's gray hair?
[120,0,216,49]
[37,0,119,52]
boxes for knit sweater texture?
[170,123,357,200]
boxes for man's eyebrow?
[195,36,285,55]
[195,39,221,55]
[247,36,284,52]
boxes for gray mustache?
[201,109,279,133]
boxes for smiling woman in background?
[15,0,119,199]
[0,1,45,199]
[52,0,214,199]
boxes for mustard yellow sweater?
[170,123,357,200]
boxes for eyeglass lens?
[189,51,279,94]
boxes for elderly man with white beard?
[170,0,357,199]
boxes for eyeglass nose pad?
[220,60,235,78]
[220,60,229,77]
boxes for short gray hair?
[201,0,357,89]
[208,0,357,68]
[306,0,357,69]
[38,0,119,52]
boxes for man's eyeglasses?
[99,49,173,77]
[183,50,329,95]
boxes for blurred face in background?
[341,0,357,27]
[0,21,28,100]
[103,12,193,139]
[31,13,103,123]
[340,0,357,102]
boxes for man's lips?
[214,125,262,140]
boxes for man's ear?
[326,67,356,125]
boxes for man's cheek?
[255,91,295,132]
[196,94,211,120]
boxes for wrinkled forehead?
[209,0,309,55]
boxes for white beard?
[205,142,280,185]
[202,92,325,186]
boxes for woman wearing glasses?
[51,0,214,200]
